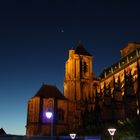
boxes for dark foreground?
[0,135,140,140]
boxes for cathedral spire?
[64,42,94,101]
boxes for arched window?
[83,61,87,73]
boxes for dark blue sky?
[0,0,140,135]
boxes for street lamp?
[69,133,76,139]
[46,111,53,140]
[108,128,116,140]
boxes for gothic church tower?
[64,43,96,102]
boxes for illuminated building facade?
[26,85,69,136]
[26,42,140,137]
[100,42,140,121]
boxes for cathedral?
[26,42,140,137]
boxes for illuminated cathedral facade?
[26,42,140,137]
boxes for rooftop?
[34,84,66,99]
[100,44,140,80]
[75,43,92,56]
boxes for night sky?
[0,0,140,135]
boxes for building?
[26,42,140,137]
[100,42,140,122]
[26,84,69,136]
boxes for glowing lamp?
[45,111,53,140]
[108,128,116,136]
[108,128,116,140]
[69,133,76,139]
[45,111,53,119]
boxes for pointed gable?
[34,84,66,99]
[75,43,92,56]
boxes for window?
[83,62,88,73]
[58,109,64,121]
[80,60,88,74]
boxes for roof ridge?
[32,84,66,99]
